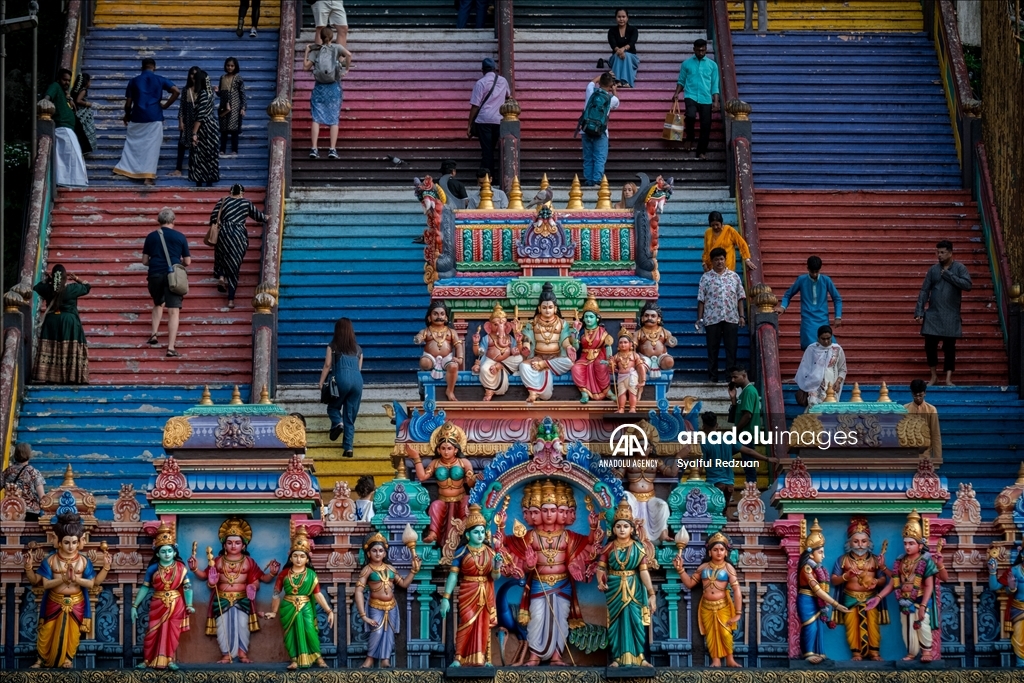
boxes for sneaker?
[236,19,243,37]
[342,450,354,458]
[329,424,343,441]
[250,28,257,38]
[328,148,339,159]
[309,148,319,159]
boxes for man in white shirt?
[468,58,511,181]
[581,72,620,186]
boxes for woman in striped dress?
[188,69,220,187]
[70,73,97,154]
[209,184,266,308]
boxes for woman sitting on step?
[32,264,91,385]
[603,8,639,88]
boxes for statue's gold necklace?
[534,317,561,343]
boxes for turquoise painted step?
[784,385,1023,514]
[16,385,243,520]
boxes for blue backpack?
[578,88,612,139]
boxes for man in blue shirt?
[114,58,179,185]
[142,209,191,357]
[776,255,843,350]
[671,39,720,160]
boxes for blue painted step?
[785,385,1023,514]
[78,28,278,188]
[16,385,243,520]
[732,32,962,190]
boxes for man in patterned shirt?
[696,247,746,383]
[1,443,46,522]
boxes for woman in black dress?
[209,183,266,309]
[217,57,247,155]
[33,264,91,384]
[170,66,200,177]
[188,69,220,187]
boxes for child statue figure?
[673,531,742,667]
[354,532,422,668]
[414,300,463,401]
[570,295,614,403]
[23,507,111,668]
[867,510,948,663]
[988,544,1024,666]
[609,331,647,413]
[440,504,501,667]
[262,527,334,669]
[471,303,523,400]
[596,501,658,667]
[796,519,850,664]
[187,517,281,663]
[132,523,194,669]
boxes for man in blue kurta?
[776,255,843,350]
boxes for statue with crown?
[132,523,194,670]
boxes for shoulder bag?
[320,348,340,404]
[158,228,189,296]
[205,198,226,247]
[469,72,500,139]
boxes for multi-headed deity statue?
[519,283,576,403]
[262,527,334,669]
[24,508,111,669]
[569,295,613,403]
[188,517,281,664]
[988,544,1024,666]
[472,303,523,400]
[353,531,422,668]
[829,517,890,661]
[796,520,850,664]
[133,524,194,669]
[596,501,657,667]
[414,301,463,402]
[406,422,475,550]
[440,504,501,667]
[673,532,743,667]
[494,479,604,665]
[633,301,676,379]
[609,331,647,413]
[868,510,948,663]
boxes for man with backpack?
[672,39,720,160]
[579,72,620,186]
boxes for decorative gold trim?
[790,413,824,442]
[896,414,931,448]
[162,416,193,449]
[275,415,307,449]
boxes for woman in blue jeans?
[319,317,363,458]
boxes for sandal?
[227,300,236,309]
[166,349,180,358]
[146,334,159,346]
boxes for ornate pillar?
[771,515,804,660]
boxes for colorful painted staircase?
[757,190,1007,385]
[78,28,278,187]
[515,30,726,186]
[732,32,961,189]
[290,29,497,186]
[15,385,239,519]
[93,0,280,28]
[726,0,923,32]
[301,0,462,28]
[514,0,705,29]
[786,385,1023,514]
[47,188,264,384]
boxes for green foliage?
[962,45,982,100]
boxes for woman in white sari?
[795,325,847,409]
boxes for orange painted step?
[755,190,1008,386]
[44,188,265,385]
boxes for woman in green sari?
[261,528,334,669]
[596,501,658,667]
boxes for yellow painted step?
[727,1,923,32]
[94,0,280,29]
[305,413,398,495]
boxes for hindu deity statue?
[633,301,676,379]
[829,517,891,661]
[414,300,463,402]
[471,302,523,400]
[493,479,604,665]
[596,501,657,667]
[440,504,501,667]
[23,508,111,669]
[623,459,671,544]
[988,544,1024,666]
[262,527,334,669]
[868,510,948,663]
[405,422,475,549]
[796,520,850,664]
[609,331,647,414]
[569,295,613,403]
[518,283,576,403]
[673,532,743,667]
[132,524,194,669]
[353,531,422,668]
[188,517,281,664]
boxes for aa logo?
[609,424,649,458]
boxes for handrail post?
[1010,293,1022,394]
[497,0,519,190]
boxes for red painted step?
[45,188,265,385]
[756,190,1008,386]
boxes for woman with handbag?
[318,317,363,459]
[207,184,266,309]
[217,57,247,156]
